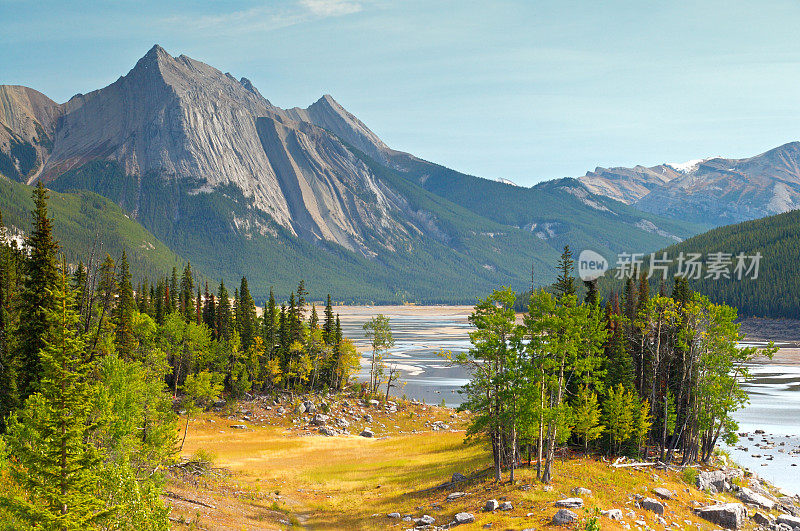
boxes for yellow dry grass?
[168,409,760,530]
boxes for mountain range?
[1,45,796,302]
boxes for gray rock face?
[738,487,776,510]
[640,497,664,515]
[694,503,747,529]
[310,414,329,426]
[453,512,474,524]
[752,512,773,526]
[317,426,335,436]
[552,509,578,525]
[580,142,800,226]
[555,498,584,508]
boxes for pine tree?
[196,286,202,325]
[114,250,135,359]
[309,304,319,330]
[169,267,178,314]
[263,288,277,357]
[179,263,194,322]
[0,211,20,430]
[16,183,60,399]
[237,277,257,351]
[296,280,308,321]
[323,294,334,344]
[1,267,108,528]
[554,245,575,299]
[216,281,232,341]
[202,282,216,333]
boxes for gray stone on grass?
[694,503,747,529]
[777,514,800,528]
[484,499,499,511]
[653,487,674,500]
[499,501,512,511]
[738,487,776,510]
[387,512,401,519]
[552,509,578,525]
[572,487,592,496]
[359,429,374,438]
[640,497,664,515]
[229,424,247,429]
[446,492,467,501]
[555,498,584,508]
[454,512,474,524]
[451,472,467,483]
[602,509,623,520]
[415,514,435,525]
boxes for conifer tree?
[169,267,178,314]
[1,267,108,528]
[114,251,136,359]
[263,288,277,357]
[216,281,232,341]
[554,245,575,298]
[323,294,334,344]
[196,286,202,325]
[237,277,257,351]
[202,282,216,333]
[179,263,194,322]
[0,212,20,429]
[17,183,60,399]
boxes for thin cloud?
[300,0,363,17]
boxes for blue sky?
[3,0,800,186]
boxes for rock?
[402,516,412,522]
[447,492,467,501]
[697,470,727,492]
[296,403,307,414]
[454,512,474,525]
[213,399,226,408]
[555,498,584,508]
[335,418,350,429]
[499,501,513,511]
[777,514,800,528]
[229,424,247,429]
[752,512,772,526]
[602,509,623,520]
[387,512,401,519]
[369,399,380,407]
[276,407,286,415]
[738,487,776,510]
[694,503,747,529]
[775,523,794,531]
[415,514,435,525]
[451,472,468,483]
[310,414,329,426]
[359,429,374,438]
[318,426,335,436]
[572,487,592,496]
[363,414,373,423]
[653,487,674,500]
[484,499,499,511]
[640,497,664,515]
[552,509,579,525]
[303,401,317,413]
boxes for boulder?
[752,512,773,526]
[499,501,513,511]
[303,401,317,413]
[310,414,330,426]
[555,498,584,508]
[369,399,380,407]
[653,487,674,500]
[738,487,776,510]
[387,512,401,519]
[601,509,623,520]
[318,426,335,436]
[359,429,374,438]
[641,497,664,515]
[777,514,800,528]
[454,512,474,525]
[335,418,350,429]
[447,492,467,501]
[363,414,373,423]
[452,472,468,483]
[415,514,435,525]
[694,503,747,529]
[552,509,578,525]
[276,407,286,415]
[484,499,499,511]
[229,424,247,430]
[572,487,592,496]
[697,470,726,492]
[295,403,307,414]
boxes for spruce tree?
[237,277,257,351]
[1,267,108,528]
[0,212,20,430]
[323,294,334,344]
[554,245,576,299]
[114,251,135,359]
[179,263,194,322]
[16,183,60,399]
[263,288,277,357]
[216,281,232,341]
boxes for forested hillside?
[599,209,800,318]
[0,176,184,281]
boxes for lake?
[336,305,800,495]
